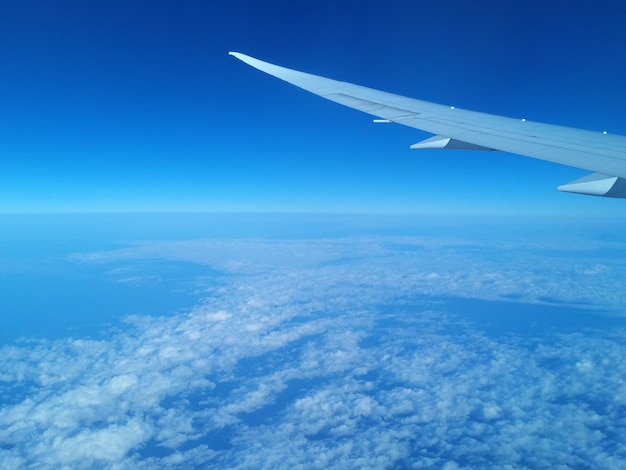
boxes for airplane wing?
[229,52,626,198]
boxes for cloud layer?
[2,231,626,468]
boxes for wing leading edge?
[229,52,626,198]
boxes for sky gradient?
[2,1,626,215]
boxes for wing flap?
[411,135,495,151]
[557,173,626,198]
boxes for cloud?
[2,232,626,468]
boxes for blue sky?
[2,1,626,215]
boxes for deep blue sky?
[2,0,626,215]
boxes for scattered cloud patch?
[2,232,626,468]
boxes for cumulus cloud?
[1,231,626,468]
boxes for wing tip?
[229,52,262,69]
[228,51,249,61]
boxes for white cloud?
[1,232,626,468]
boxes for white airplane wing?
[229,52,626,198]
